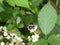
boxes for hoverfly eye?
[29,26,32,29]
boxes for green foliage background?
[0,0,60,45]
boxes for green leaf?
[13,7,20,18]
[13,28,21,36]
[17,23,24,28]
[23,15,33,25]
[7,19,13,24]
[6,0,30,9]
[33,38,48,45]
[7,18,16,24]
[15,0,30,9]
[0,13,12,22]
[56,15,60,25]
[0,6,5,12]
[51,25,60,34]
[48,35,60,45]
[38,2,57,35]
[0,17,1,21]
[16,30,21,36]
[7,24,15,30]
[0,0,3,4]
[6,0,15,7]
[31,0,43,7]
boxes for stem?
[56,0,59,6]
[45,35,48,45]
[49,0,60,14]
[45,35,47,40]
[31,42,33,45]
[12,38,14,45]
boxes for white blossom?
[22,42,25,45]
[12,38,17,42]
[3,26,7,32]
[16,16,21,24]
[9,43,12,45]
[28,36,31,41]
[29,29,35,32]
[6,35,10,39]
[1,42,4,45]
[31,34,39,42]
[17,37,23,42]
[11,42,14,45]
[25,11,32,15]
[4,32,8,36]
[15,36,23,42]
[0,26,3,31]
